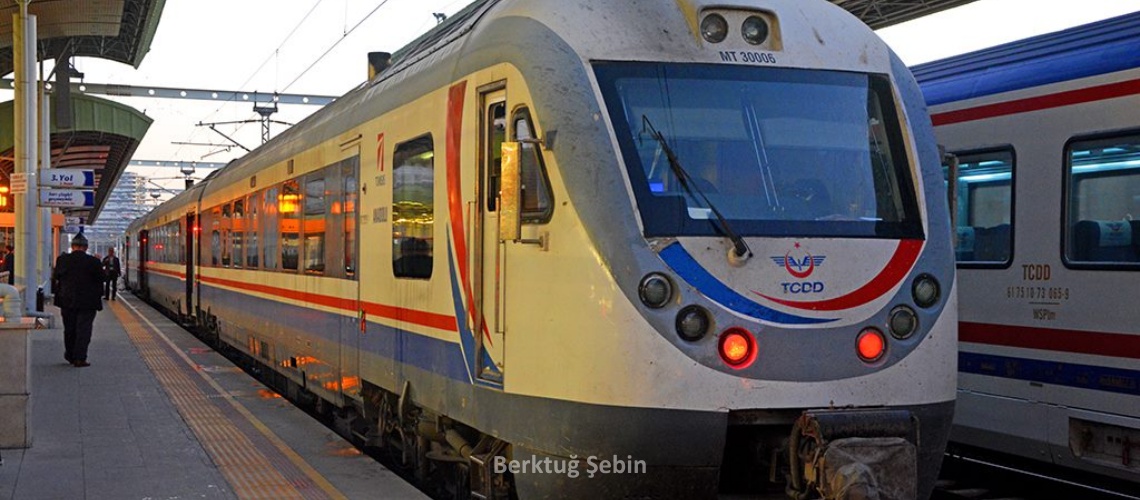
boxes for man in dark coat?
[102,248,122,300]
[52,234,104,367]
[2,244,13,285]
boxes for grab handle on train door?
[941,145,960,244]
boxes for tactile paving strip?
[112,298,347,500]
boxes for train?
[124,0,957,498]
[913,11,1140,489]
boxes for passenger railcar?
[127,0,957,497]
[914,12,1140,487]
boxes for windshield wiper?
[642,115,752,259]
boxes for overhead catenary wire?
[197,0,397,151]
[281,0,393,93]
[176,0,326,158]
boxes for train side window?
[513,108,554,223]
[281,180,301,271]
[486,102,507,211]
[944,148,1014,266]
[247,193,260,269]
[392,135,435,280]
[263,186,280,271]
[1065,134,1140,266]
[232,199,245,269]
[221,203,233,267]
[210,205,222,266]
[303,175,326,275]
[343,158,359,280]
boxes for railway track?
[935,447,1140,500]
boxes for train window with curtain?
[392,135,435,280]
[247,193,260,269]
[232,199,245,269]
[1065,133,1140,267]
[512,108,554,223]
[281,180,301,271]
[945,148,1014,266]
[263,186,279,271]
[303,175,326,275]
[210,205,222,266]
[176,221,185,265]
[221,202,233,267]
[343,158,359,279]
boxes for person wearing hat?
[51,233,105,367]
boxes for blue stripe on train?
[185,276,471,383]
[960,351,1140,397]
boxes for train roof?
[911,11,1140,106]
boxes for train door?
[185,213,195,321]
[339,156,362,403]
[474,85,507,383]
[138,229,149,299]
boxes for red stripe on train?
[960,321,1140,360]
[754,239,924,312]
[190,274,458,332]
[932,78,1140,126]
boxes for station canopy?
[0,0,164,225]
[831,0,978,29]
[0,94,152,224]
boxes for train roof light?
[701,14,728,44]
[741,16,769,45]
[857,328,886,363]
[718,328,757,369]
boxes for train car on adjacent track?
[914,11,1140,488]
[127,0,957,497]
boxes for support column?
[39,84,53,299]
[13,1,40,313]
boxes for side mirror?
[499,141,521,242]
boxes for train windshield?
[595,62,924,239]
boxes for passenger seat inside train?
[1072,220,1140,262]
[955,224,1010,262]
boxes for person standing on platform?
[52,234,104,367]
[102,248,122,301]
[2,244,13,285]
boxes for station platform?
[0,295,426,500]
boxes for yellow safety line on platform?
[112,298,348,500]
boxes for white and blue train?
[915,11,1140,490]
[126,0,957,497]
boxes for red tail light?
[857,328,886,362]
[718,328,757,369]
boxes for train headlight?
[857,328,887,363]
[639,273,674,309]
[701,14,729,43]
[676,305,711,341]
[912,274,941,309]
[888,306,918,340]
[741,16,769,45]
[718,328,757,369]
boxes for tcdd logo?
[782,282,825,294]
[770,242,826,279]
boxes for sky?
[9,0,1140,196]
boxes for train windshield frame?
[595,62,924,239]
